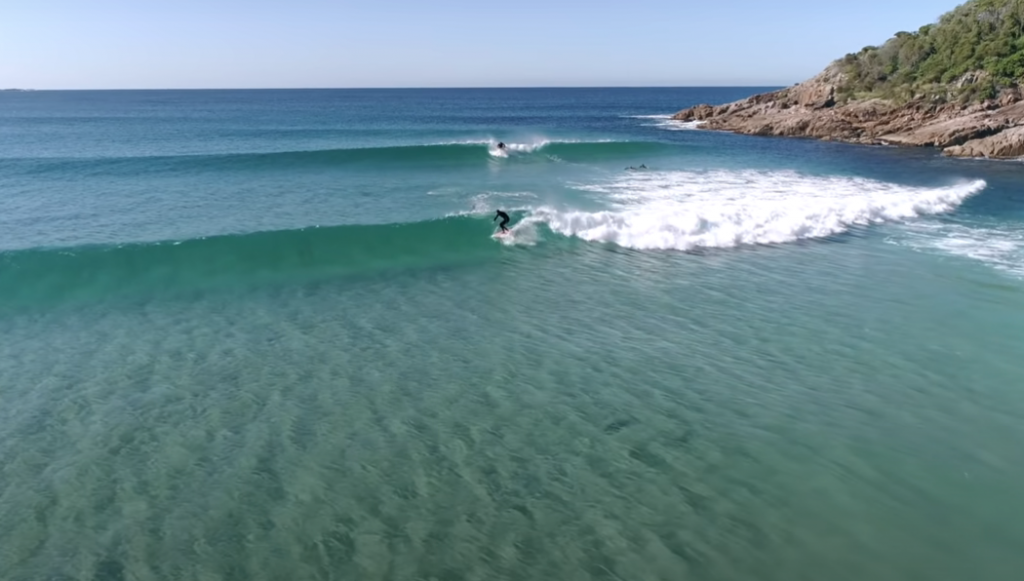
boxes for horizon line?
[1,84,791,92]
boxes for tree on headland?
[837,0,1024,103]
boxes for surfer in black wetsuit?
[497,142,506,150]
[494,209,510,233]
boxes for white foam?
[516,170,986,251]
[431,137,618,157]
[480,137,615,157]
[646,119,704,131]
[493,220,540,246]
[623,113,704,131]
[652,120,704,131]
[429,138,549,155]
[487,140,550,157]
[892,221,1024,278]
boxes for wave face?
[4,140,676,176]
[505,170,986,250]
[0,216,505,311]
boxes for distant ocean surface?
[2,88,1023,581]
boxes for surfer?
[497,142,506,150]
[494,209,510,233]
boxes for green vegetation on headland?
[672,0,1024,158]
[838,0,1024,103]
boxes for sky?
[1,0,964,89]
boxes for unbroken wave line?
[0,215,508,311]
[2,140,675,176]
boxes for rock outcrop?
[943,125,1024,158]
[672,66,1024,159]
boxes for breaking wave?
[507,170,986,250]
[0,169,987,311]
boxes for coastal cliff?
[674,0,1024,159]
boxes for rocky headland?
[673,0,1024,159]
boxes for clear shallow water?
[1,88,1023,581]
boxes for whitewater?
[496,169,987,251]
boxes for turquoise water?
[1,88,1023,581]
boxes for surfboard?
[492,230,510,239]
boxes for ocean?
[1,88,1023,581]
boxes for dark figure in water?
[497,142,506,150]
[494,209,510,233]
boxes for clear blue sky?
[2,0,963,89]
